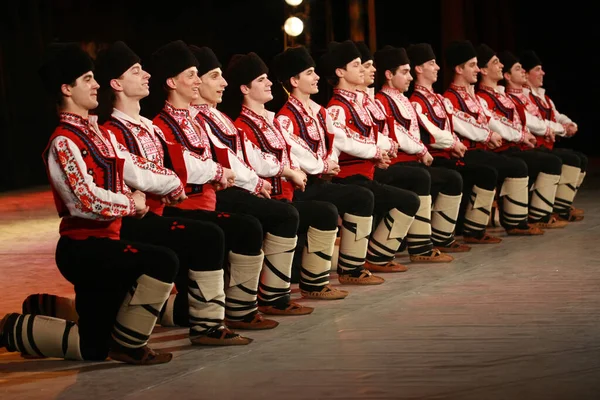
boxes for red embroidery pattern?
[54,138,131,219]
[124,245,139,253]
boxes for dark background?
[1,0,597,192]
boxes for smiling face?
[198,67,228,104]
[457,57,479,84]
[63,71,99,110]
[526,65,544,88]
[116,63,151,100]
[481,55,504,83]
[243,73,273,104]
[168,66,201,102]
[291,67,319,95]
[416,59,440,85]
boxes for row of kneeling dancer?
[0,38,586,365]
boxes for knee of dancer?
[270,202,300,237]
[508,158,528,178]
[576,152,588,171]
[475,166,498,191]
[542,154,563,176]
[558,151,582,169]
[346,185,375,216]
[442,170,463,196]
[394,190,421,216]
[231,213,264,254]
[186,222,226,267]
[311,201,340,230]
[143,247,180,283]
[412,168,432,195]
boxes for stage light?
[285,0,303,6]
[284,16,304,37]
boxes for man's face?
[67,71,99,110]
[337,57,364,86]
[118,63,150,100]
[245,73,273,104]
[199,67,227,104]
[390,64,412,93]
[482,55,503,82]
[506,62,527,86]
[459,57,480,84]
[171,66,201,102]
[418,59,440,84]
[292,67,319,95]
[362,59,376,86]
[526,65,544,88]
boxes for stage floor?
[1,166,600,400]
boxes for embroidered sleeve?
[281,127,326,175]
[411,101,457,150]
[477,96,524,143]
[48,137,136,220]
[109,133,184,197]
[204,126,260,192]
[451,109,493,143]
[327,105,380,160]
[524,110,551,136]
[241,134,283,178]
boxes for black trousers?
[375,162,463,199]
[294,180,375,217]
[216,187,300,238]
[332,174,420,220]
[432,156,498,234]
[55,232,179,361]
[502,147,562,187]
[541,147,588,172]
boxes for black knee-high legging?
[55,233,179,361]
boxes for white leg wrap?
[463,186,495,235]
[7,314,83,360]
[226,251,263,320]
[112,275,173,349]
[431,193,462,246]
[406,195,433,255]
[499,177,529,228]
[367,208,414,265]
[529,172,560,220]
[258,234,297,304]
[188,269,225,334]
[554,165,581,213]
[338,214,372,273]
[301,226,337,289]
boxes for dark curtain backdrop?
[1,0,596,192]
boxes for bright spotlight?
[285,0,303,6]
[284,16,304,37]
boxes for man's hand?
[132,190,149,219]
[524,131,537,148]
[388,142,399,159]
[258,179,272,199]
[487,131,503,149]
[324,159,341,175]
[376,151,391,169]
[285,167,307,191]
[565,123,578,137]
[214,168,236,191]
[161,191,188,205]
[451,142,467,158]
[546,130,556,143]
[420,152,433,166]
